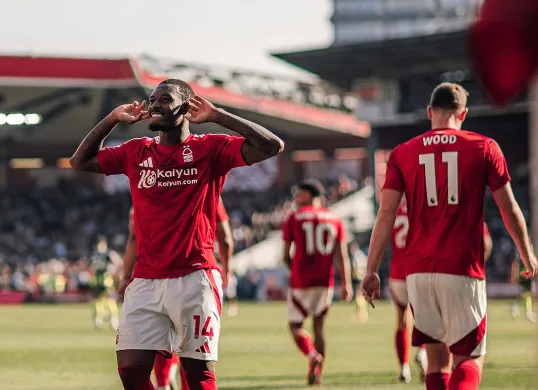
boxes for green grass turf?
[0,300,535,389]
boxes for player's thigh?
[436,275,487,357]
[166,269,223,361]
[389,278,409,309]
[406,274,445,346]
[117,278,174,354]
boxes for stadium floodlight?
[0,113,42,126]
[24,113,42,125]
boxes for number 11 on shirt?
[419,151,459,206]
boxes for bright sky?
[0,0,332,78]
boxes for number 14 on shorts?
[193,315,214,339]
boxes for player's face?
[148,84,189,132]
[97,241,107,252]
[294,189,312,208]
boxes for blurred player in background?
[349,241,368,323]
[511,246,537,323]
[389,198,427,384]
[213,198,238,317]
[361,82,537,390]
[89,236,122,330]
[282,179,352,386]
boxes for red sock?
[426,372,450,390]
[449,360,481,390]
[293,332,316,357]
[180,366,217,390]
[154,354,174,387]
[395,329,410,365]
[420,344,426,350]
[118,366,155,390]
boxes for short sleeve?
[282,214,295,242]
[216,197,229,222]
[485,138,511,191]
[213,134,248,175]
[96,141,132,176]
[382,148,405,192]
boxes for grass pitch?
[0,300,535,389]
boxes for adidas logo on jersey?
[139,157,153,168]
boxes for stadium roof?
[0,55,370,143]
[271,30,469,89]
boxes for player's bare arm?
[335,241,352,302]
[216,219,234,286]
[361,189,402,307]
[484,232,493,261]
[69,101,149,173]
[283,241,292,269]
[492,183,538,277]
[186,95,284,164]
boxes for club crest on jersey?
[183,146,193,163]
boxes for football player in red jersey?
[120,197,233,390]
[390,200,492,384]
[361,82,537,390]
[70,78,284,390]
[282,179,353,386]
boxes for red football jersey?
[383,129,510,279]
[216,196,229,223]
[97,133,247,279]
[390,202,408,281]
[283,206,345,288]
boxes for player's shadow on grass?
[220,371,399,389]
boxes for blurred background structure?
[0,0,535,303]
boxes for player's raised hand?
[111,101,150,124]
[521,253,538,279]
[185,95,217,124]
[360,271,381,308]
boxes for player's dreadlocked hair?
[430,82,469,111]
[160,78,195,102]
[297,179,325,198]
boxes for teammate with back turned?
[282,179,353,386]
[361,82,537,390]
[69,78,284,390]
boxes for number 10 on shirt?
[301,222,338,255]
[419,152,459,206]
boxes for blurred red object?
[468,0,538,107]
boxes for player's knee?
[288,322,303,335]
[116,350,156,369]
[396,308,410,329]
[425,344,451,373]
[181,358,215,374]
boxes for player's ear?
[427,105,433,120]
[459,108,468,121]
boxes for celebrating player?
[282,179,352,386]
[361,82,537,390]
[70,78,284,390]
[89,236,122,330]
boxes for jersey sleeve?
[382,148,405,192]
[485,138,511,191]
[212,134,248,175]
[96,139,135,176]
[216,197,229,222]
[282,214,295,242]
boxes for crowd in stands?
[0,175,360,294]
